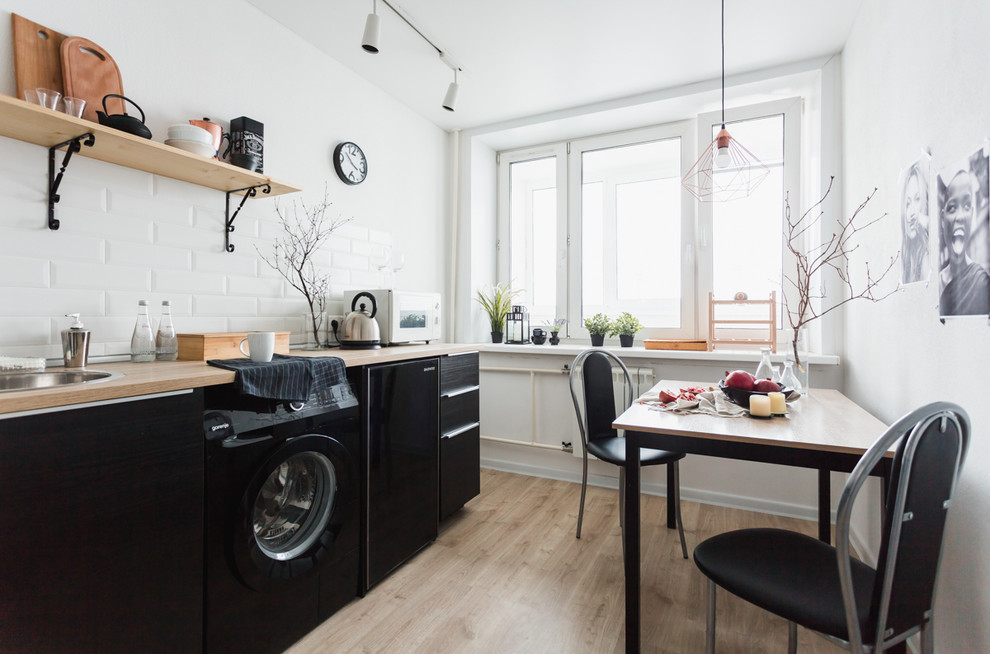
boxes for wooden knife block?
[177,332,290,361]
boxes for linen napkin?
[207,354,347,402]
[637,387,749,418]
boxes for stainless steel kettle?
[340,291,382,349]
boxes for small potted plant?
[546,318,566,345]
[583,313,610,347]
[475,282,520,343]
[611,312,643,347]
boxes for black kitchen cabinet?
[360,358,440,591]
[440,351,480,520]
[0,390,204,654]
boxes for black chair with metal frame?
[569,348,688,559]
[693,401,970,653]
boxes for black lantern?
[505,305,530,344]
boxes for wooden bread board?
[643,339,708,351]
[11,14,68,99]
[60,36,124,122]
[177,332,290,361]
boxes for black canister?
[229,116,264,173]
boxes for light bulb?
[715,146,731,169]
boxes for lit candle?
[749,394,771,417]
[768,392,786,415]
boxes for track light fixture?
[442,67,459,112]
[362,0,380,53]
[361,0,464,114]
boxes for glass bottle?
[780,360,803,395]
[130,300,156,362]
[155,300,178,361]
[754,347,774,381]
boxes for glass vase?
[302,312,327,349]
[783,327,810,395]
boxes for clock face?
[333,142,368,185]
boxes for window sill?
[478,342,839,366]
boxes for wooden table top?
[613,379,889,457]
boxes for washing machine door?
[233,433,355,591]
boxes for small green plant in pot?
[611,312,643,347]
[475,282,520,343]
[584,313,610,346]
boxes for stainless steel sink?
[0,369,124,392]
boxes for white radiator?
[573,365,655,458]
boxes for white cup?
[239,332,275,363]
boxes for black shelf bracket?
[48,133,96,230]
[224,183,272,252]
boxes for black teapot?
[97,94,152,139]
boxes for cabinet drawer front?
[440,351,479,393]
[440,423,480,520]
[441,388,480,434]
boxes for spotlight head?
[442,81,459,112]
[362,13,380,53]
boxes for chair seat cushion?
[693,528,877,642]
[586,434,685,467]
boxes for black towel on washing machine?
[207,354,347,401]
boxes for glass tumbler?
[61,96,86,118]
[36,88,61,110]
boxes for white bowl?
[165,138,216,158]
[166,124,213,145]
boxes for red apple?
[724,370,755,391]
[753,379,781,393]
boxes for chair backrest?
[835,402,970,651]
[569,349,634,448]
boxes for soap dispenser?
[62,313,91,368]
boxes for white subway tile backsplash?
[332,251,370,271]
[193,252,257,276]
[53,262,150,291]
[0,317,52,346]
[154,177,221,205]
[107,292,193,317]
[0,227,104,263]
[227,317,295,333]
[110,191,193,226]
[336,222,368,241]
[329,237,352,253]
[58,208,154,244]
[367,228,392,245]
[349,269,382,287]
[192,294,257,317]
[154,269,225,294]
[51,316,134,345]
[351,239,377,257]
[192,205,230,233]
[107,240,191,270]
[226,274,283,297]
[0,288,103,317]
[55,178,107,213]
[0,256,50,288]
[257,297,309,317]
[172,315,229,334]
[156,221,218,250]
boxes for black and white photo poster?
[899,153,932,285]
[937,147,990,317]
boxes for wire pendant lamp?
[681,0,770,202]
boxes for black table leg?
[666,463,676,529]
[624,431,641,654]
[818,468,830,543]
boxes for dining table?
[613,380,892,654]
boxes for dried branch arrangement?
[782,176,900,370]
[258,187,351,348]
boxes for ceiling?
[245,0,863,133]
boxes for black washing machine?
[204,380,361,654]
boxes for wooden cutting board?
[643,339,709,351]
[177,332,291,361]
[11,14,67,100]
[60,36,124,123]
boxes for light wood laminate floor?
[287,469,849,654]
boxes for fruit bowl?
[718,379,793,407]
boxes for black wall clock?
[333,141,368,185]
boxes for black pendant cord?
[48,133,96,230]
[224,183,271,252]
[721,0,725,127]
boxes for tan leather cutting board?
[11,14,67,100]
[60,36,124,123]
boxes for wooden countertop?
[0,344,480,415]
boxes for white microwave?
[345,289,441,345]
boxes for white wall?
[0,0,449,359]
[841,0,990,650]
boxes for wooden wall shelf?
[0,94,300,196]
